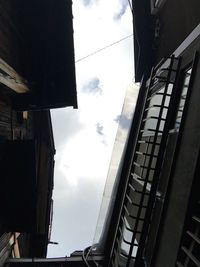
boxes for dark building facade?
[0,107,55,266]
[103,1,200,266]
[0,0,77,110]
[0,1,76,265]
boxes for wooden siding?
[0,100,33,141]
[0,0,77,109]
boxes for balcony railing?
[109,55,181,267]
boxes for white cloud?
[58,128,111,187]
[51,108,85,148]
[73,0,133,62]
[48,176,104,256]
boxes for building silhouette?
[0,0,77,266]
[103,0,200,266]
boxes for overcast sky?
[48,0,137,257]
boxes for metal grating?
[110,56,181,267]
[176,201,200,267]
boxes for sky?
[48,0,138,257]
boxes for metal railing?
[110,56,181,267]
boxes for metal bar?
[181,247,200,266]
[187,231,200,245]
[160,68,179,72]
[133,162,156,170]
[120,251,136,260]
[145,104,169,111]
[143,116,167,122]
[124,206,145,221]
[138,140,161,145]
[135,151,158,158]
[126,195,147,208]
[122,237,139,246]
[192,216,200,223]
[128,183,150,196]
[131,173,153,185]
[131,175,151,183]
[6,255,104,265]
[140,128,163,134]
[122,220,142,234]
[130,172,145,180]
[147,92,171,101]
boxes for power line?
[75,34,133,63]
[127,0,133,13]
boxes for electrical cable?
[82,246,92,267]
[127,0,133,14]
[82,244,102,267]
[75,34,133,63]
[86,244,99,267]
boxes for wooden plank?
[9,233,20,258]
[0,58,29,93]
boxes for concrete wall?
[155,0,200,62]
